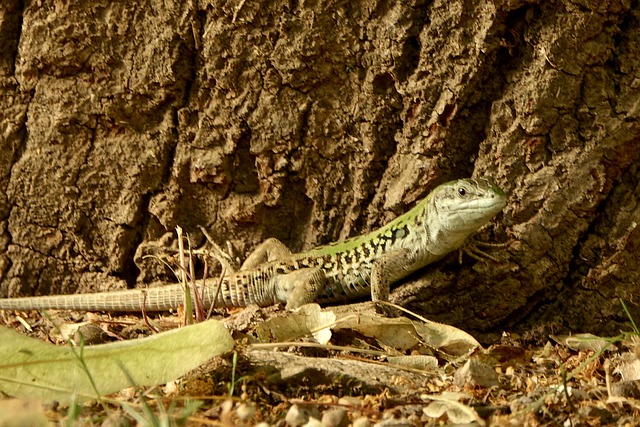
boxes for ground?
[2,304,640,426]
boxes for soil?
[2,306,639,426]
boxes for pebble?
[337,396,363,407]
[286,405,308,426]
[321,408,348,427]
[286,404,320,426]
[220,399,233,414]
[303,417,323,427]
[236,403,256,420]
[352,417,371,427]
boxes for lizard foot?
[458,239,509,264]
[374,301,402,318]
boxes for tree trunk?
[1,0,638,340]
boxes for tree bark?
[1,0,639,340]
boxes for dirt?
[2,307,640,426]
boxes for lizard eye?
[458,187,466,196]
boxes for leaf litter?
[1,303,640,426]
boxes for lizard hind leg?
[272,267,328,310]
[241,238,293,270]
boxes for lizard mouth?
[445,194,507,230]
[460,193,507,214]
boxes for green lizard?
[0,177,507,312]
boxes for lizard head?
[431,177,508,236]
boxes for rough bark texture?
[1,0,639,340]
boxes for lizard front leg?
[272,267,328,309]
[370,248,412,303]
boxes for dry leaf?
[615,352,640,381]
[411,319,481,356]
[454,356,499,388]
[422,391,484,426]
[387,355,438,371]
[255,303,335,344]
[334,314,419,350]
[551,333,614,352]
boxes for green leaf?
[0,319,234,403]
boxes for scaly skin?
[0,177,507,312]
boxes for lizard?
[0,177,508,312]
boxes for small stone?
[303,417,323,427]
[286,405,308,426]
[337,396,363,407]
[254,423,270,427]
[219,400,235,426]
[220,399,234,413]
[352,417,371,427]
[321,408,348,427]
[236,403,256,420]
[286,404,320,426]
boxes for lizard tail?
[0,284,188,312]
[0,274,275,312]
